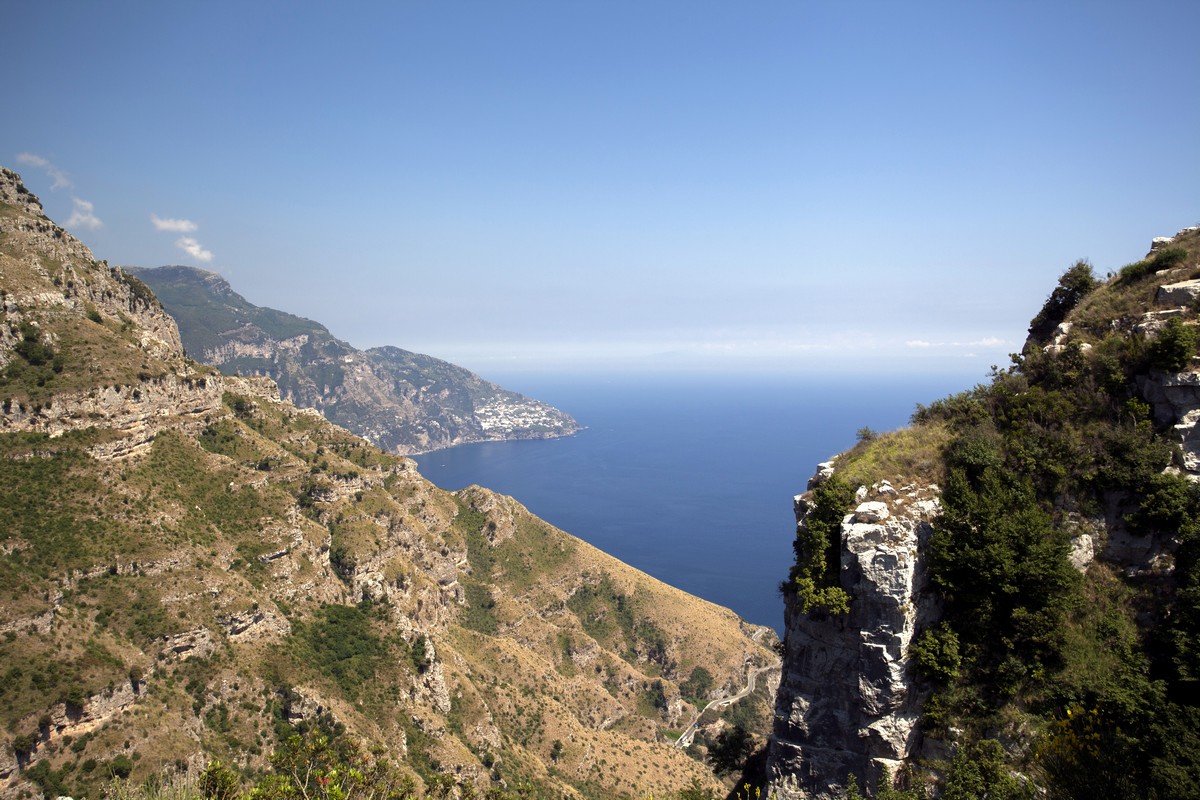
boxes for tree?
[1027,260,1099,346]
[708,725,754,775]
[680,666,714,702]
[942,739,1032,800]
[928,431,1079,700]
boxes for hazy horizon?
[6,1,1199,378]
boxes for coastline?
[402,423,587,457]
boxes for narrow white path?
[673,627,782,749]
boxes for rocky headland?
[129,265,581,455]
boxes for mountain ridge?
[128,265,581,455]
[0,166,776,800]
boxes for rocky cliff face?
[0,169,181,362]
[1134,229,1200,478]
[765,225,1200,798]
[0,167,214,457]
[129,265,581,454]
[767,476,941,799]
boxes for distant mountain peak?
[131,265,580,454]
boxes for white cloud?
[16,154,103,231]
[906,339,933,348]
[176,236,214,263]
[66,197,102,230]
[151,214,198,233]
[16,152,71,189]
[152,213,214,262]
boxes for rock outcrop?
[767,478,941,799]
[767,226,1200,798]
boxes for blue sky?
[5,1,1199,379]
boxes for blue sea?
[414,372,977,634]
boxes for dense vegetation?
[790,233,1200,798]
[784,474,854,615]
[913,251,1200,800]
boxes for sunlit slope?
[0,167,775,800]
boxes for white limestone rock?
[1156,280,1200,307]
[1135,308,1187,336]
[808,461,837,489]
[1068,533,1095,573]
[1137,371,1200,478]
[1152,227,1200,251]
[767,477,942,799]
[1042,322,1094,355]
[853,501,890,523]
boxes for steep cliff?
[768,226,1200,799]
[0,167,775,800]
[129,265,581,454]
[768,479,941,797]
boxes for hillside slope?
[128,265,581,454]
[766,226,1200,799]
[0,167,776,800]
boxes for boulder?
[854,501,890,524]
[1156,280,1200,307]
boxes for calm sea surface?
[413,372,976,633]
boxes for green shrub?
[707,724,753,775]
[248,730,416,800]
[409,635,431,673]
[11,732,37,755]
[292,604,386,699]
[680,666,714,703]
[909,623,961,683]
[1152,245,1189,272]
[62,685,87,714]
[929,430,1079,701]
[461,581,498,635]
[199,760,240,800]
[24,760,69,797]
[637,680,668,716]
[942,739,1032,800]
[1115,245,1189,286]
[1148,317,1199,372]
[787,474,854,615]
[108,753,134,779]
[13,321,56,367]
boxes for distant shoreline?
[404,425,587,457]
